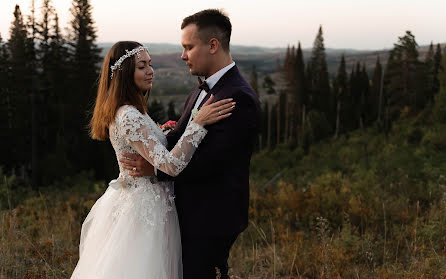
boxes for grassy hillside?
[1,111,446,278]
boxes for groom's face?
[181,24,210,77]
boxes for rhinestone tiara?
[110,46,149,79]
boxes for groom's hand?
[119,153,155,177]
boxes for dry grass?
[3,181,446,279]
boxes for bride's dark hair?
[90,41,149,140]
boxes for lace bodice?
[107,105,207,230]
[110,105,207,178]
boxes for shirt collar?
[204,61,235,90]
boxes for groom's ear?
[208,38,219,55]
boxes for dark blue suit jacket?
[161,65,260,238]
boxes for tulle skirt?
[71,176,182,279]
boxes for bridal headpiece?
[110,46,149,79]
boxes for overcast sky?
[1,0,445,50]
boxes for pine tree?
[8,5,28,89]
[284,45,296,141]
[250,64,259,96]
[67,0,101,124]
[0,34,13,166]
[359,63,370,167]
[263,75,276,95]
[425,42,436,102]
[384,31,425,119]
[347,62,362,130]
[371,56,382,123]
[359,63,370,125]
[0,33,10,97]
[433,49,446,123]
[66,0,102,177]
[433,44,443,95]
[333,54,347,138]
[149,99,167,124]
[27,0,40,188]
[309,26,331,118]
[7,5,32,177]
[37,0,55,90]
[294,42,306,143]
[167,100,179,121]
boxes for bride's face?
[134,51,154,92]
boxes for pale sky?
[1,0,445,50]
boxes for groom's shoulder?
[227,78,259,107]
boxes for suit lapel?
[197,65,239,110]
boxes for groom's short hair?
[181,9,231,52]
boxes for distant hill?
[96,42,445,101]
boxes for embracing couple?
[71,9,260,279]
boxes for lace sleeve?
[116,106,207,177]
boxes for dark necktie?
[198,77,210,93]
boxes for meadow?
[2,113,446,279]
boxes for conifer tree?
[37,0,56,89]
[359,63,370,125]
[433,49,446,123]
[284,45,296,141]
[149,99,167,124]
[348,62,362,130]
[433,44,443,95]
[309,26,331,117]
[425,42,436,102]
[0,35,9,91]
[250,64,259,96]
[0,34,12,165]
[8,5,31,176]
[27,0,40,188]
[167,100,179,121]
[294,42,306,143]
[371,56,382,123]
[263,75,276,95]
[67,0,101,123]
[384,31,425,119]
[333,54,347,138]
[66,0,102,176]
[9,5,28,89]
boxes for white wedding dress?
[71,105,207,279]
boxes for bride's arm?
[117,98,234,177]
[117,106,207,177]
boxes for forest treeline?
[1,0,446,190]
[251,27,445,150]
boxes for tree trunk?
[284,94,289,142]
[276,94,281,145]
[301,104,306,146]
[359,115,369,168]
[334,99,341,139]
[378,69,384,122]
[267,104,271,148]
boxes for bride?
[70,41,235,279]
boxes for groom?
[122,9,260,278]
